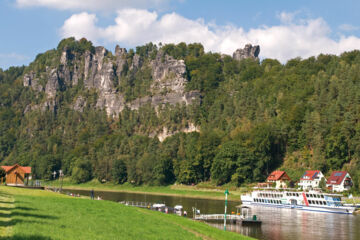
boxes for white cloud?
[16,0,171,11]
[0,53,30,61]
[0,53,30,69]
[61,12,102,42]
[60,9,360,62]
[339,24,359,32]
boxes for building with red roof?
[326,171,352,192]
[298,170,326,190]
[266,170,291,189]
[1,164,32,186]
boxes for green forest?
[1,38,360,191]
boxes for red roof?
[300,170,321,180]
[267,170,291,181]
[1,164,31,174]
[326,171,349,185]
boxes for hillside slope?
[1,38,360,189]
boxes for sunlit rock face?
[22,43,201,122]
[233,44,260,61]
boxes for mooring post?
[224,189,229,231]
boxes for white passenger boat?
[241,189,355,214]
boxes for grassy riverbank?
[0,186,253,240]
[44,179,249,201]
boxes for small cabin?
[326,171,352,192]
[298,170,326,190]
[1,164,32,186]
[266,170,291,189]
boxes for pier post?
[224,189,229,231]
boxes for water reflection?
[64,189,360,240]
[209,206,360,240]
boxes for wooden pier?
[194,214,242,221]
[120,201,154,208]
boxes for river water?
[64,189,360,240]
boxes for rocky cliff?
[23,43,201,117]
[21,39,259,140]
[233,44,260,61]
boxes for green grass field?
[45,179,251,201]
[0,186,254,240]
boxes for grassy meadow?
[0,186,253,240]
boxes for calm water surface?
[64,189,360,240]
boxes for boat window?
[309,200,313,204]
[315,201,319,205]
[306,194,309,198]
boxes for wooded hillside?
[1,38,360,190]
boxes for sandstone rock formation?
[233,44,260,61]
[23,44,201,119]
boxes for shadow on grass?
[0,235,52,240]
[0,206,36,211]
[10,211,58,219]
[0,218,49,227]
[0,219,24,227]
[0,211,58,220]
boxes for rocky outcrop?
[115,45,127,77]
[23,43,201,118]
[151,52,187,94]
[154,123,200,142]
[84,47,115,91]
[23,71,43,92]
[45,69,60,98]
[73,96,86,112]
[233,44,260,61]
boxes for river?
[64,189,360,240]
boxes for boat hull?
[241,200,355,214]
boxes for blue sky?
[1,0,359,69]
